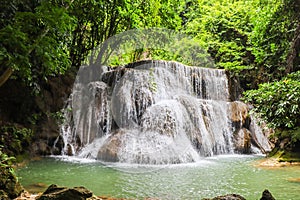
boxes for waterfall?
[59,60,271,164]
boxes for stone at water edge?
[260,189,275,200]
[37,184,93,200]
[202,193,246,200]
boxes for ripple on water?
[17,155,300,199]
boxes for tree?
[0,0,74,88]
[249,0,300,82]
[68,0,184,68]
[242,0,300,149]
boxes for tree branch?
[286,23,300,74]
[0,67,13,87]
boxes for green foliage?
[0,0,74,88]
[0,147,15,169]
[49,111,65,125]
[184,0,256,71]
[119,0,184,30]
[182,0,299,89]
[248,0,299,80]
[69,0,185,68]
[291,128,300,144]
[27,113,41,125]
[1,0,298,89]
[243,71,300,129]
[0,145,23,199]
[103,28,213,68]
[0,125,33,156]
[0,146,16,182]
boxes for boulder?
[202,194,246,200]
[260,189,275,200]
[97,131,123,162]
[37,184,93,200]
[229,102,249,128]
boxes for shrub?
[243,71,300,129]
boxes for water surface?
[17,155,300,199]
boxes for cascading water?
[59,60,271,164]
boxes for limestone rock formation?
[233,128,252,153]
[60,60,272,164]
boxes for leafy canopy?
[0,0,74,88]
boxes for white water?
[59,60,271,164]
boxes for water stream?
[17,155,300,199]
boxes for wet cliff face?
[59,60,272,164]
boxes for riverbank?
[254,157,300,168]
[12,183,127,200]
[14,185,275,200]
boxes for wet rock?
[66,144,73,156]
[248,116,273,154]
[229,102,250,132]
[102,67,128,87]
[202,194,246,200]
[260,189,275,200]
[233,128,252,153]
[32,70,76,156]
[97,131,123,162]
[141,104,177,137]
[226,70,242,101]
[37,184,93,200]
[31,140,51,156]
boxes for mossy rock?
[268,145,300,163]
[278,151,300,163]
[268,148,283,158]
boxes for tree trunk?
[0,67,13,87]
[286,22,300,74]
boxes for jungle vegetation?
[0,0,299,176]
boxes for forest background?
[0,0,299,198]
